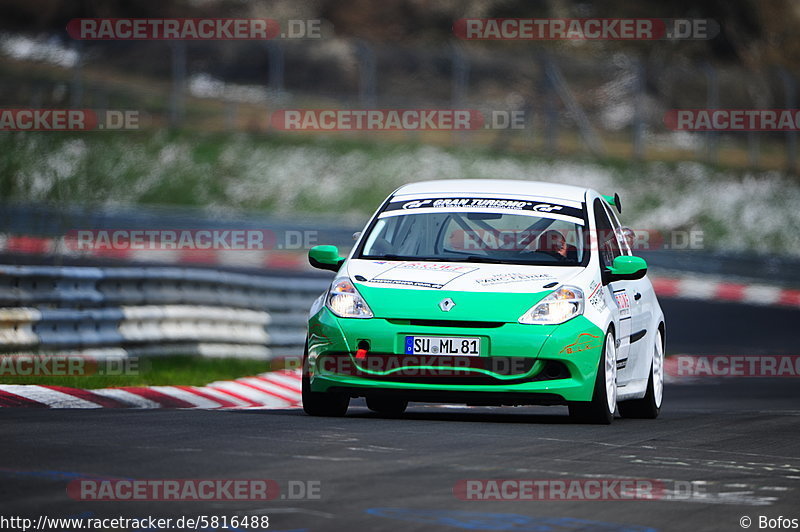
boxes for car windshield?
[359,208,587,266]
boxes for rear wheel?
[366,396,408,417]
[301,343,349,417]
[569,330,617,424]
[619,329,664,419]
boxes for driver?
[536,230,568,260]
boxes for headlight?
[518,286,584,325]
[327,277,373,319]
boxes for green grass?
[0,355,282,388]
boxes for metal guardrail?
[0,202,359,250]
[3,203,797,288]
[0,265,331,359]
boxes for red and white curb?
[0,369,302,409]
[651,277,800,308]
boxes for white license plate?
[404,336,481,356]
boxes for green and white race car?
[303,180,665,424]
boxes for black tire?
[618,329,664,420]
[301,342,349,417]
[366,396,408,417]
[568,330,616,425]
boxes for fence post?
[169,41,187,128]
[537,55,559,153]
[70,40,83,107]
[702,62,719,164]
[30,85,44,108]
[356,41,377,108]
[632,59,646,160]
[540,52,605,156]
[451,43,469,145]
[778,68,797,173]
[95,86,108,122]
[266,41,285,94]
[746,73,767,168]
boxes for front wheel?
[569,330,617,424]
[619,328,664,419]
[302,344,350,417]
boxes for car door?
[602,201,652,383]
[593,199,634,381]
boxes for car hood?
[346,259,584,322]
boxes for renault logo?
[438,298,455,312]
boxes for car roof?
[393,179,591,202]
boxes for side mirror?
[309,245,345,272]
[602,193,622,213]
[604,255,647,284]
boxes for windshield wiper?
[452,255,579,266]
[411,255,512,264]
[459,255,509,264]
[362,254,504,264]
[362,254,571,266]
[362,254,426,261]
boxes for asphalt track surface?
[2,299,800,532]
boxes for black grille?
[388,319,505,328]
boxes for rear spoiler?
[602,193,622,214]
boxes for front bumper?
[307,308,605,404]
